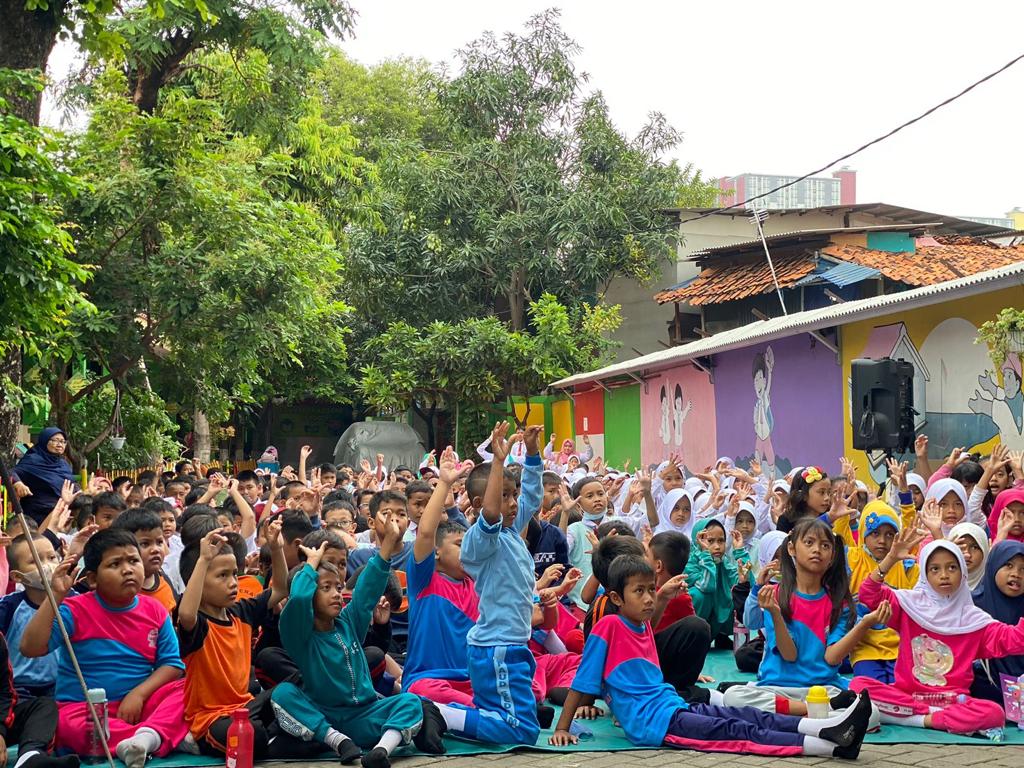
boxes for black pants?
[655,615,712,701]
[3,697,58,757]
[200,689,324,760]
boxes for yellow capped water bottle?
[805,686,831,718]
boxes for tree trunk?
[508,267,526,330]
[0,0,65,123]
[0,0,66,458]
[193,408,211,463]
[0,350,22,463]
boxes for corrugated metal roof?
[685,224,937,261]
[552,261,1024,389]
[794,261,880,288]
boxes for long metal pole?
[753,213,788,315]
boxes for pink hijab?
[556,439,576,465]
[988,487,1024,543]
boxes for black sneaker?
[413,700,448,754]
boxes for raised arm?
[415,447,473,563]
[178,529,230,632]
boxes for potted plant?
[109,388,126,451]
[976,307,1024,369]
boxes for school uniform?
[270,557,423,749]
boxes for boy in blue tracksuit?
[433,422,547,745]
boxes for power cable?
[679,51,1024,225]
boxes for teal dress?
[684,519,748,637]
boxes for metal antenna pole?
[0,459,116,768]
[750,208,788,315]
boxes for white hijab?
[655,487,695,536]
[925,478,969,537]
[891,540,996,635]
[947,522,990,591]
[757,530,788,572]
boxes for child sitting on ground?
[548,554,873,758]
[177,520,291,758]
[269,516,444,768]
[851,531,1024,735]
[112,508,177,615]
[686,518,747,644]
[20,529,188,768]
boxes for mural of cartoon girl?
[659,384,671,446]
[752,346,776,469]
[971,352,1023,441]
[671,383,692,448]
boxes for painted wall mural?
[639,364,716,472]
[842,287,1024,484]
[714,334,844,479]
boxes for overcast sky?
[45,0,1024,218]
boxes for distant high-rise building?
[718,167,856,209]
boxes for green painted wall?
[603,385,641,468]
[866,231,915,253]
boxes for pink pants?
[850,676,1004,734]
[58,678,188,757]
[406,677,475,707]
[409,654,582,707]
[531,653,581,702]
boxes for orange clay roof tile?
[655,237,1024,305]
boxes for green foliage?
[67,379,181,468]
[976,307,1024,370]
[359,294,621,424]
[0,69,92,403]
[59,68,353,423]
[343,9,717,334]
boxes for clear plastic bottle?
[805,686,831,718]
[86,688,110,758]
[912,691,966,707]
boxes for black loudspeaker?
[851,358,916,453]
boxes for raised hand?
[731,528,744,549]
[864,599,893,627]
[489,421,517,463]
[757,585,780,615]
[915,434,929,457]
[890,524,927,561]
[560,567,584,595]
[770,493,786,524]
[996,505,1017,542]
[523,424,542,456]
[300,445,313,461]
[537,563,565,590]
[756,559,779,586]
[657,573,688,600]
[298,541,328,570]
[886,458,909,491]
[945,446,969,469]
[917,499,942,537]
[634,468,652,494]
[266,518,284,552]
[199,528,229,562]
[60,479,76,505]
[373,596,392,626]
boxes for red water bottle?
[225,709,254,768]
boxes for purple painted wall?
[713,334,843,477]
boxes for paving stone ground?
[265,742,1022,768]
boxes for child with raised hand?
[269,513,438,768]
[851,527,1024,734]
[560,474,610,610]
[723,518,887,718]
[402,446,480,707]
[177,520,290,758]
[20,529,188,768]
[549,555,873,758]
[685,518,747,642]
[443,421,548,745]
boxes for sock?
[707,689,725,706]
[830,690,857,709]
[116,727,161,768]
[798,703,857,737]
[360,747,390,768]
[436,704,467,732]
[374,730,402,756]
[18,755,80,768]
[813,693,872,748]
[324,728,360,764]
[802,735,836,756]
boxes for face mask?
[583,511,605,522]
[14,562,56,591]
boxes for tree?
[0,69,91,459]
[359,294,620,449]
[343,9,717,334]
[41,67,355,464]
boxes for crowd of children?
[1,425,1022,765]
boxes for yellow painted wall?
[551,398,574,449]
[841,286,1024,484]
